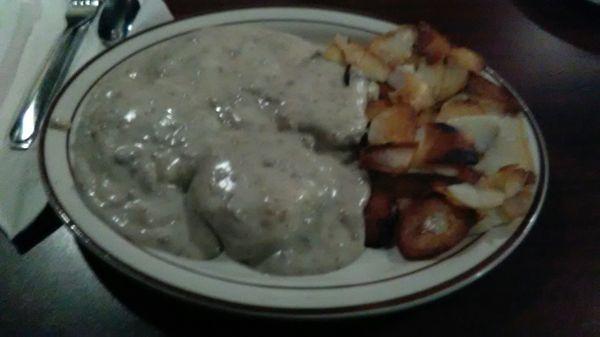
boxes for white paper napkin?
[0,0,173,239]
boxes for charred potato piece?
[396,197,475,259]
[413,123,479,166]
[445,114,501,153]
[364,190,396,247]
[360,143,417,174]
[369,172,452,199]
[415,22,451,64]
[410,165,483,184]
[456,166,483,184]
[378,82,395,100]
[368,103,417,144]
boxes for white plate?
[39,8,549,318]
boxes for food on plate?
[367,102,416,144]
[396,197,476,259]
[186,131,367,275]
[71,21,537,274]
[329,21,537,259]
[72,26,369,275]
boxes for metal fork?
[9,0,102,150]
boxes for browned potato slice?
[408,165,482,184]
[415,22,451,64]
[445,114,501,153]
[416,107,437,126]
[365,99,391,120]
[388,71,435,111]
[364,190,396,248]
[456,166,483,184]
[448,47,485,73]
[482,164,536,198]
[360,143,417,174]
[378,82,395,100]
[434,182,505,209]
[465,74,521,114]
[333,34,390,82]
[475,116,534,174]
[396,197,475,259]
[369,172,452,199]
[437,63,469,101]
[437,95,486,122]
[415,58,445,99]
[368,25,417,66]
[368,103,417,144]
[322,43,344,64]
[412,123,479,166]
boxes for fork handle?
[9,20,92,150]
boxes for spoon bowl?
[98,0,140,46]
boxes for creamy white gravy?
[71,25,369,275]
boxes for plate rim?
[38,7,549,318]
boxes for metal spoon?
[98,0,140,47]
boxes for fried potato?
[368,25,417,66]
[369,172,451,199]
[415,22,451,64]
[482,164,535,198]
[360,143,418,174]
[408,165,482,184]
[333,34,390,82]
[465,74,521,114]
[445,114,501,153]
[365,99,392,120]
[364,190,396,247]
[322,43,344,64]
[388,71,435,111]
[415,58,445,99]
[378,82,395,100]
[412,123,479,166]
[368,103,417,144]
[396,197,475,259]
[437,95,486,122]
[437,63,469,101]
[435,182,505,209]
[448,47,485,73]
[501,188,534,219]
[475,116,534,174]
[416,107,437,126]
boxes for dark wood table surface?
[1,0,598,336]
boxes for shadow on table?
[513,0,600,54]
[12,206,62,254]
[79,197,566,337]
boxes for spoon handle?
[9,21,91,150]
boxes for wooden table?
[1,1,598,336]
